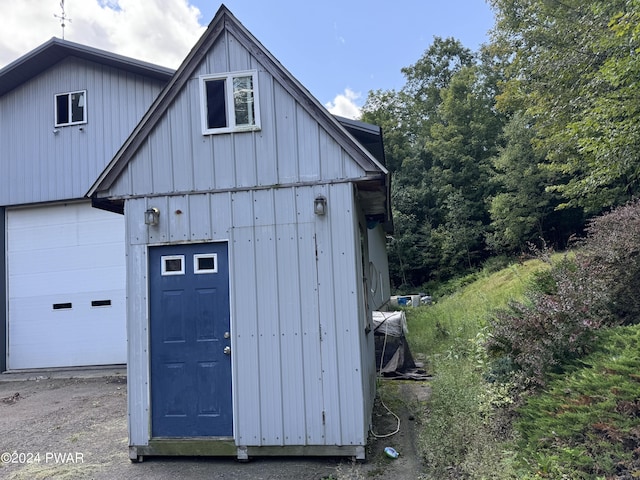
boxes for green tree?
[362,38,482,287]
[426,66,503,274]
[490,0,640,212]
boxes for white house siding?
[93,11,383,454]
[122,183,370,448]
[107,32,365,200]
[6,202,126,369]
[0,57,166,206]
[367,224,391,311]
[0,207,6,372]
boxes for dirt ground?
[0,368,430,480]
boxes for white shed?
[88,5,392,460]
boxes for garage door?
[7,202,126,370]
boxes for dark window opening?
[56,95,69,125]
[198,256,216,271]
[165,258,183,272]
[205,79,227,129]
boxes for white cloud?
[325,88,361,120]
[0,0,205,69]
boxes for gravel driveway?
[0,368,427,479]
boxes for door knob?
[223,346,231,355]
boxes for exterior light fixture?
[314,196,327,216]
[144,207,160,226]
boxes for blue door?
[149,242,232,437]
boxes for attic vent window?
[55,90,87,127]
[200,71,260,134]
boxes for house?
[0,39,173,371]
[88,5,392,460]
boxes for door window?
[161,255,185,275]
[194,253,218,274]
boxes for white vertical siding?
[107,30,368,200]
[127,241,150,446]
[368,224,391,310]
[115,25,377,452]
[0,58,166,206]
[126,184,371,448]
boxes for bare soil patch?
[0,371,429,479]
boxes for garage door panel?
[7,203,126,370]
[10,247,124,283]
[10,267,125,297]
[8,206,124,250]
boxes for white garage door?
[7,202,126,370]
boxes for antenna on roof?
[54,0,72,40]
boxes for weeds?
[404,199,640,479]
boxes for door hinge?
[322,411,326,425]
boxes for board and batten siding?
[107,31,366,199]
[124,183,372,447]
[0,57,166,206]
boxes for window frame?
[199,70,261,135]
[54,90,87,127]
[161,255,186,276]
[194,253,218,274]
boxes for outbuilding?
[88,5,392,460]
[0,39,172,371]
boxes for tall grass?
[407,259,547,356]
[405,259,549,479]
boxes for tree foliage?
[363,39,503,287]
[490,0,640,211]
[361,0,640,289]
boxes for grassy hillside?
[403,257,640,479]
[407,259,547,356]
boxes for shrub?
[487,253,610,390]
[486,200,640,390]
[577,199,640,324]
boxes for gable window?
[200,70,260,134]
[55,90,87,127]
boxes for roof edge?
[0,37,174,97]
[88,5,388,198]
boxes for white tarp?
[373,310,407,337]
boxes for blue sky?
[0,1,495,117]
[196,1,496,114]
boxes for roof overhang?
[86,6,393,232]
[336,116,393,232]
[0,38,174,97]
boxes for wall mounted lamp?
[314,196,327,216]
[144,207,160,226]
